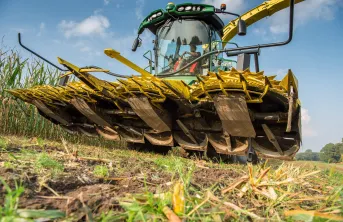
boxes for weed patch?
[93,165,110,178]
[154,156,195,188]
[0,137,7,149]
[34,153,64,176]
[3,161,14,169]
[120,192,172,221]
[0,177,65,220]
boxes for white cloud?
[269,0,341,34]
[301,108,311,124]
[37,22,45,37]
[135,0,145,20]
[80,46,91,52]
[54,12,154,74]
[58,15,110,38]
[301,108,318,137]
[104,0,110,5]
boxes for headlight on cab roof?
[177,5,203,12]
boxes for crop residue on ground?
[1,135,343,221]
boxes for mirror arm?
[215,9,240,18]
[215,10,246,35]
[227,42,239,48]
[254,53,260,72]
[17,33,68,71]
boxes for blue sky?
[1,0,343,152]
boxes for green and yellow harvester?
[8,0,304,162]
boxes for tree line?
[295,138,343,163]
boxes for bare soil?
[0,136,244,220]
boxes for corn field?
[0,48,124,148]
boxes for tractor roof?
[137,2,225,37]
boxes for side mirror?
[132,37,141,52]
[238,19,247,36]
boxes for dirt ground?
[0,136,246,220]
[1,135,343,221]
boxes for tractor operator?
[181,44,201,58]
[175,44,201,71]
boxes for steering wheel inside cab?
[181,52,191,59]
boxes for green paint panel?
[163,76,197,85]
[138,3,215,34]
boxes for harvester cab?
[8,0,303,163]
[133,2,244,80]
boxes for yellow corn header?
[7,0,304,162]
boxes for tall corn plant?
[0,48,123,148]
[0,48,60,137]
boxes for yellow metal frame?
[104,49,152,78]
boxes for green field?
[293,161,343,173]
